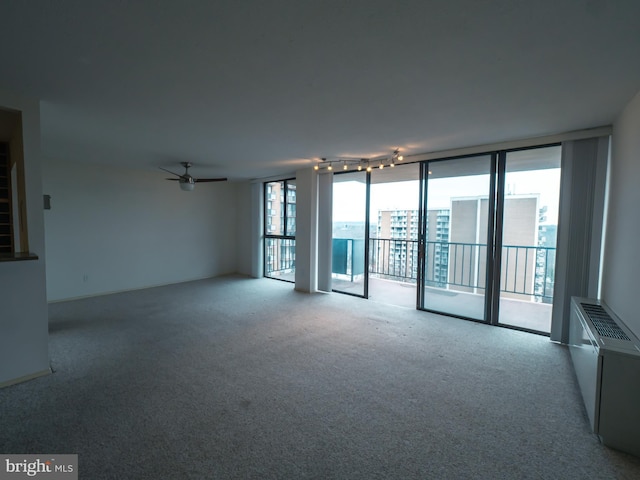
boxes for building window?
[264,178,296,282]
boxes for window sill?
[0,252,39,262]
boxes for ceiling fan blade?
[194,178,228,182]
[159,167,182,177]
[165,178,180,181]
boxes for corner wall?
[235,181,254,276]
[42,159,239,301]
[294,167,318,292]
[602,89,640,335]
[0,91,49,386]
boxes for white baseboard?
[0,368,52,389]
[46,274,235,303]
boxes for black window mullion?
[283,180,288,237]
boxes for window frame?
[263,178,296,282]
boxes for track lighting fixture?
[313,157,365,172]
[312,149,405,172]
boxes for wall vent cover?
[581,303,630,341]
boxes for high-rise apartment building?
[449,195,539,300]
[376,208,450,282]
[536,222,557,303]
[375,195,547,302]
[376,209,419,280]
[424,209,451,287]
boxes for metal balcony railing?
[264,237,296,279]
[367,238,556,302]
[369,238,419,281]
[267,236,556,302]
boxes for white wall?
[294,167,318,292]
[602,89,640,335]
[0,91,49,386]
[234,181,267,278]
[235,181,253,276]
[42,159,239,301]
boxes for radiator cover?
[569,297,640,457]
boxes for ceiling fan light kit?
[180,179,195,191]
[159,162,227,191]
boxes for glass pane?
[264,237,296,281]
[368,163,420,308]
[264,179,296,283]
[265,181,285,236]
[286,180,296,236]
[499,146,561,333]
[332,172,367,296]
[422,155,492,320]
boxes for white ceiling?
[1,0,639,181]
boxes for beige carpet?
[1,275,639,479]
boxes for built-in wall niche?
[0,107,29,258]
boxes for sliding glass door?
[417,146,560,334]
[497,146,561,333]
[419,155,494,321]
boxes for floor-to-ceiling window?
[368,163,421,308]
[325,144,561,335]
[417,145,561,334]
[332,171,368,297]
[330,163,421,302]
[264,179,296,282]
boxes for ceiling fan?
[160,162,227,191]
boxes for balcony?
[266,236,555,332]
[333,238,556,333]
